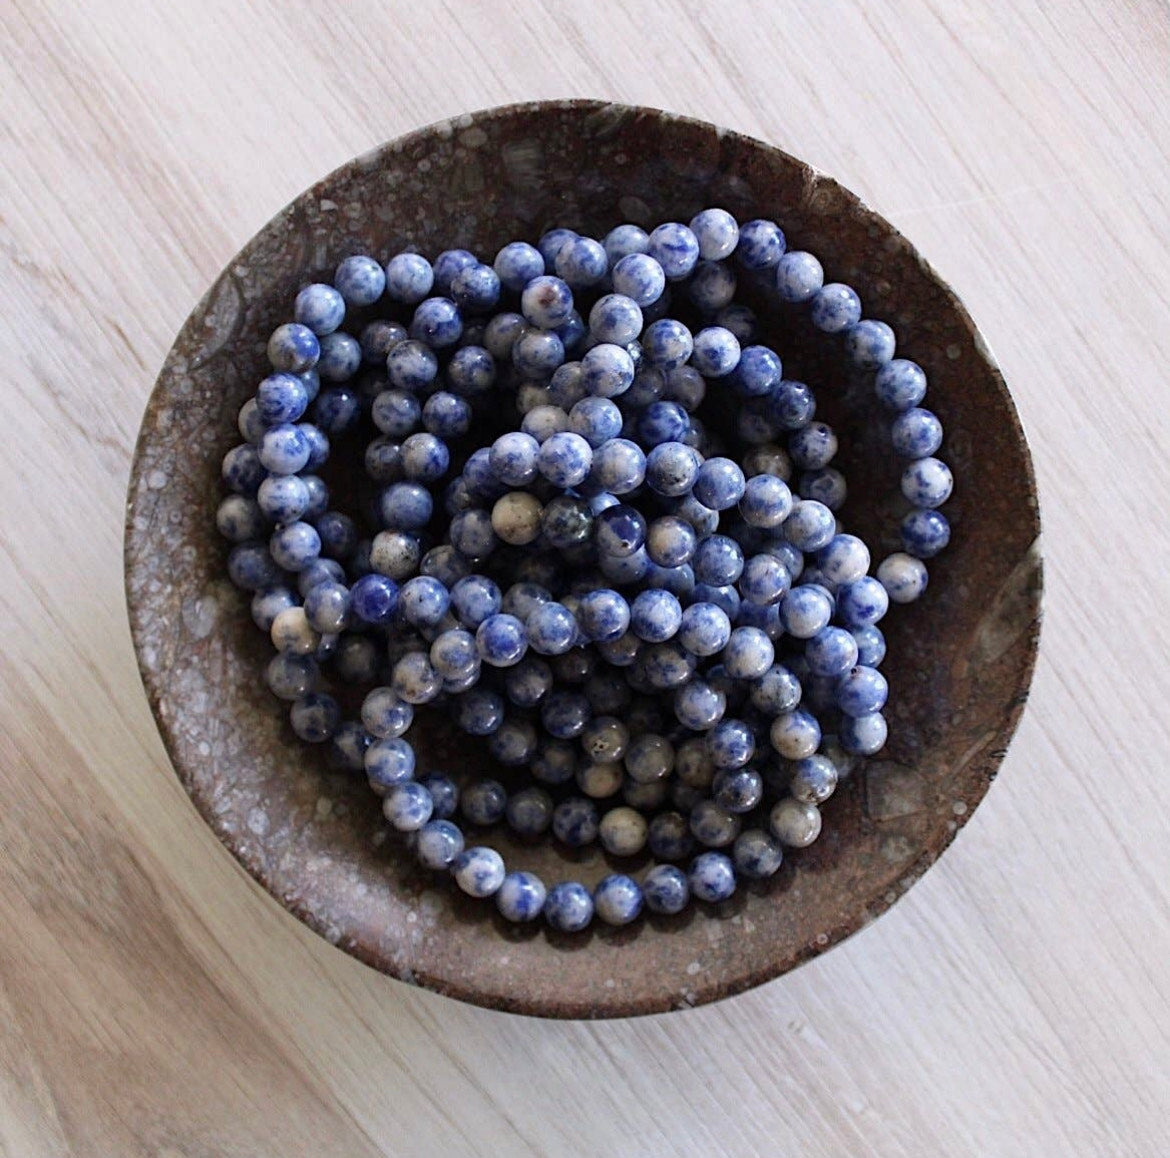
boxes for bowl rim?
[124,97,1043,1018]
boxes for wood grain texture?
[1,0,1167,1154]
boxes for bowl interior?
[125,100,1041,1018]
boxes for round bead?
[775,250,824,302]
[769,798,822,848]
[544,882,594,932]
[594,874,644,926]
[901,457,954,508]
[738,554,790,606]
[770,708,822,760]
[503,786,553,837]
[790,754,839,804]
[491,491,543,545]
[722,626,775,679]
[629,588,683,643]
[733,829,784,879]
[840,711,889,755]
[877,552,929,603]
[598,807,648,857]
[416,820,465,870]
[391,652,442,704]
[783,500,836,551]
[714,767,764,814]
[737,219,786,269]
[875,359,928,411]
[837,665,890,717]
[689,852,736,902]
[538,431,593,487]
[604,223,650,263]
[678,601,732,656]
[476,613,528,667]
[844,319,896,368]
[384,252,435,303]
[521,275,575,329]
[836,576,890,627]
[294,283,346,335]
[806,626,860,678]
[641,319,694,370]
[453,847,506,898]
[901,508,951,558]
[493,241,545,292]
[693,535,745,587]
[693,457,746,510]
[691,327,741,377]
[690,800,741,848]
[450,262,500,312]
[383,782,433,832]
[581,343,636,397]
[643,864,690,914]
[739,474,793,528]
[364,737,415,793]
[334,255,386,306]
[496,872,548,922]
[290,693,340,743]
[647,222,700,279]
[624,733,674,784]
[810,283,862,333]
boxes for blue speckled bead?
[733,828,784,879]
[416,819,465,870]
[588,293,644,345]
[301,580,350,636]
[297,556,344,595]
[525,601,578,655]
[731,346,782,399]
[775,250,824,302]
[504,786,554,837]
[877,552,930,603]
[839,711,889,756]
[384,252,434,304]
[289,693,340,743]
[450,262,500,313]
[789,754,839,805]
[641,864,688,914]
[512,328,565,378]
[455,688,504,737]
[488,718,539,767]
[891,408,944,459]
[637,400,689,447]
[603,223,649,264]
[678,601,732,656]
[693,535,745,587]
[484,312,528,361]
[836,665,889,717]
[789,422,838,471]
[836,575,890,628]
[256,375,310,430]
[265,653,319,702]
[713,766,764,814]
[538,431,592,487]
[350,573,399,625]
[689,851,736,902]
[450,577,502,631]
[691,458,745,512]
[739,475,793,530]
[641,319,694,370]
[551,796,598,847]
[496,871,548,922]
[769,706,822,760]
[361,320,406,364]
[253,425,307,476]
[810,283,863,333]
[737,218,787,270]
[315,510,356,559]
[536,227,576,266]
[360,686,413,739]
[647,222,700,280]
[544,881,594,932]
[645,516,696,569]
[689,207,739,260]
[461,778,508,826]
[493,241,545,292]
[316,333,362,385]
[722,626,775,681]
[417,775,458,821]
[410,297,463,348]
[266,323,320,375]
[688,261,737,311]
[400,433,449,484]
[364,736,415,793]
[431,248,477,295]
[783,500,836,552]
[874,358,928,411]
[901,457,953,508]
[750,663,803,716]
[542,496,593,548]
[568,396,623,448]
[645,812,692,862]
[664,365,706,412]
[555,235,608,287]
[311,387,361,436]
[806,626,860,677]
[581,342,636,397]
[738,554,791,607]
[690,326,741,378]
[764,379,815,433]
[521,275,575,329]
[539,688,589,739]
[629,588,682,643]
[237,397,267,443]
[386,339,439,392]
[577,589,630,643]
[818,534,871,586]
[384,781,433,832]
[594,874,643,926]
[294,283,346,336]
[706,717,756,771]
[453,846,506,898]
[475,612,528,666]
[378,481,433,531]
[334,255,386,306]
[391,652,442,704]
[253,475,306,524]
[845,319,896,368]
[503,656,553,706]
[673,678,726,731]
[901,509,951,558]
[448,346,497,395]
[269,521,321,571]
[611,252,666,308]
[847,626,884,670]
[398,576,449,629]
[371,388,421,437]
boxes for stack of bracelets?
[216,208,953,932]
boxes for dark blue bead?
[313,387,362,435]
[901,508,951,558]
[227,542,281,590]
[766,379,817,430]
[594,504,647,558]
[410,297,463,348]
[637,400,690,447]
[462,778,508,826]
[733,345,783,395]
[456,689,505,736]
[350,573,399,624]
[315,510,357,558]
[736,219,786,269]
[431,248,477,295]
[450,262,500,312]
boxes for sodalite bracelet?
[218,205,954,931]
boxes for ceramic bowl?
[125,99,1042,1018]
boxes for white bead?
[877,552,929,603]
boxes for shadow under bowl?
[125,99,1042,1018]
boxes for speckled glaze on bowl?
[124,100,1042,1019]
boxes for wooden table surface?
[3,1,1168,1154]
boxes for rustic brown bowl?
[125,99,1041,1018]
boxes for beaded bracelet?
[218,207,952,930]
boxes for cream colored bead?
[370,530,421,579]
[491,491,543,545]
[599,806,648,856]
[575,760,623,799]
[270,606,320,655]
[769,798,822,848]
